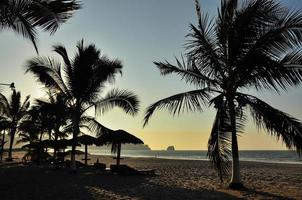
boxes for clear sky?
[0,0,302,150]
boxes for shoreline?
[87,152,302,165]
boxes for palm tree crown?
[144,0,302,187]
[0,90,30,159]
[25,39,140,170]
[0,0,81,52]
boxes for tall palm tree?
[0,90,30,160]
[143,0,302,188]
[25,40,139,170]
[0,0,80,53]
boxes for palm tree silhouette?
[34,92,70,158]
[0,0,80,53]
[25,40,139,170]
[0,90,30,160]
[144,0,302,188]
[0,118,10,161]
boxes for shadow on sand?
[240,188,295,200]
[0,165,292,200]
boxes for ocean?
[80,148,302,164]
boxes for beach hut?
[96,129,143,166]
[76,134,98,165]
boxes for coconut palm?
[0,117,9,152]
[0,0,80,53]
[0,90,30,160]
[33,92,70,158]
[25,40,140,170]
[17,118,40,160]
[143,0,302,188]
[0,118,9,161]
[17,100,53,164]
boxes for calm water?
[81,148,302,164]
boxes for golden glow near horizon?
[99,107,289,150]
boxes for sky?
[0,0,302,150]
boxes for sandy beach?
[0,152,301,200]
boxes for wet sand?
[0,152,301,200]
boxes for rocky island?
[166,146,175,151]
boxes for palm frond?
[237,51,302,92]
[95,89,139,117]
[216,0,238,66]
[154,56,218,88]
[53,44,72,70]
[0,0,80,52]
[70,40,123,102]
[234,0,302,90]
[24,56,70,96]
[82,117,113,137]
[10,90,21,116]
[28,0,81,34]
[250,6,302,59]
[208,95,232,182]
[1,0,39,52]
[143,89,210,127]
[20,95,30,112]
[0,93,10,116]
[236,93,302,154]
[186,1,222,80]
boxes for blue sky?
[0,0,301,150]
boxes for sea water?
[79,148,302,164]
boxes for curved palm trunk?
[7,126,17,160]
[228,99,244,189]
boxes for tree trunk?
[71,142,76,170]
[228,99,244,189]
[53,133,59,159]
[0,130,5,161]
[7,127,16,160]
[37,131,43,165]
[116,143,121,167]
[84,144,88,165]
[71,112,80,171]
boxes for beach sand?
[0,152,301,200]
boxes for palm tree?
[25,40,139,170]
[0,90,30,160]
[33,92,70,158]
[0,0,80,53]
[0,118,9,161]
[19,104,55,164]
[143,0,302,188]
